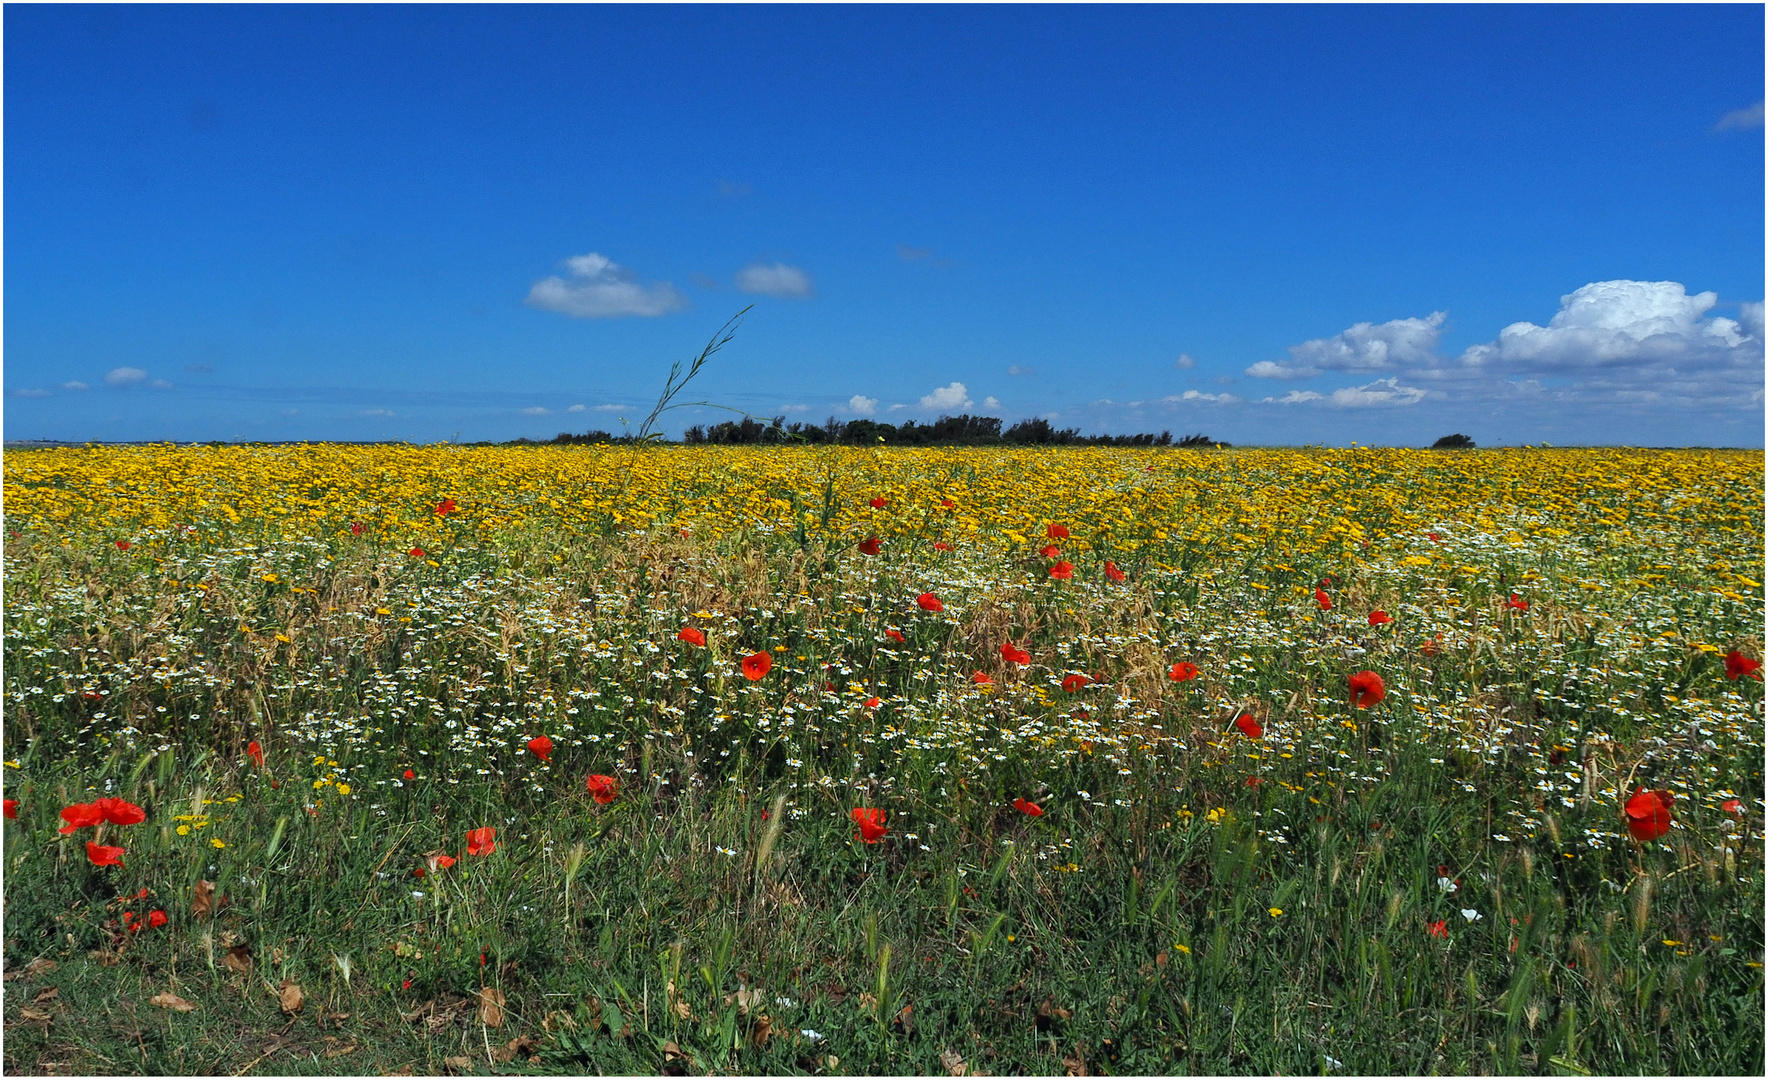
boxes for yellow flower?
[335,782,351,796]
[1173,943,1191,955]
[176,824,191,836]
[1268,907,1283,918]
[211,838,226,849]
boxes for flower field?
[3,444,1763,1075]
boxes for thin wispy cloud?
[526,253,688,319]
[105,366,148,387]
[735,262,814,298]
[1714,100,1764,131]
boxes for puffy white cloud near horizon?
[105,366,148,387]
[919,382,973,411]
[1459,280,1758,372]
[735,262,814,298]
[848,394,878,416]
[1249,312,1446,379]
[1264,377,1429,408]
[526,253,688,318]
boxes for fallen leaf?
[1036,997,1072,1031]
[279,979,305,1014]
[33,987,60,1005]
[476,986,505,1028]
[19,1006,54,1023]
[87,949,120,967]
[192,880,216,919]
[661,1040,693,1075]
[323,1042,358,1059]
[941,1048,968,1076]
[1063,1042,1088,1077]
[151,992,198,1013]
[728,986,765,1015]
[4,957,58,981]
[222,944,254,975]
[380,1068,413,1077]
[442,1055,474,1074]
[492,1036,538,1063]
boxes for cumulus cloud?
[848,395,878,416]
[567,404,586,413]
[1251,312,1446,379]
[61,381,89,391]
[526,253,688,318]
[1459,280,1757,372]
[1739,301,1764,343]
[1263,377,1428,408]
[1715,100,1764,131]
[735,262,814,298]
[592,404,623,412]
[1174,353,1197,369]
[1147,390,1238,405]
[105,366,148,387]
[919,382,973,411]
[982,396,1001,410]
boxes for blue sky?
[6,4,1763,446]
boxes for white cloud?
[1258,312,1446,378]
[1149,390,1239,405]
[149,379,174,389]
[592,404,622,412]
[735,262,814,298]
[887,403,907,412]
[1715,100,1764,131]
[982,396,1001,410]
[521,407,551,416]
[1007,364,1035,377]
[780,404,811,414]
[14,387,52,398]
[848,395,878,416]
[919,382,973,411]
[105,366,148,387]
[362,408,396,417]
[1459,280,1757,372]
[567,404,586,413]
[1244,360,1320,380]
[526,253,688,319]
[1174,353,1197,369]
[61,381,89,391]
[1262,377,1427,408]
[1739,301,1764,342]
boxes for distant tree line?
[503,415,1227,448]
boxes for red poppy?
[1349,670,1386,709]
[1315,589,1332,610]
[1368,610,1393,626]
[1169,661,1199,682]
[58,803,105,834]
[1426,920,1448,938]
[1420,634,1443,657]
[940,498,957,508]
[247,740,265,769]
[1244,776,1263,788]
[1048,561,1074,581]
[527,736,553,762]
[427,853,458,872]
[2,799,16,820]
[917,592,945,613]
[869,497,889,509]
[1013,798,1044,817]
[1039,544,1061,558]
[115,541,132,551]
[1426,532,1441,543]
[858,536,882,556]
[94,797,146,826]
[350,522,365,536]
[435,498,457,516]
[971,670,993,685]
[885,628,906,643]
[1001,643,1031,665]
[1047,524,1070,539]
[86,841,126,868]
[1104,561,1125,582]
[1625,788,1673,842]
[403,768,415,780]
[585,774,619,804]
[850,807,888,844]
[409,547,425,559]
[1725,650,1763,681]
[148,910,168,929]
[933,541,953,552]
[678,626,706,646]
[465,827,497,856]
[1061,674,1091,693]
[1234,715,1264,740]
[741,651,773,680]
[1507,593,1529,611]
[1722,798,1743,815]
[863,696,881,709]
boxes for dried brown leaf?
[492,1036,538,1063]
[32,987,60,1006]
[192,880,216,919]
[442,1055,474,1073]
[151,992,198,1013]
[19,1006,54,1023]
[222,944,253,975]
[750,1013,776,1048]
[941,1048,968,1076]
[4,957,58,981]
[279,979,305,1014]
[476,986,505,1028]
[1063,1042,1089,1077]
